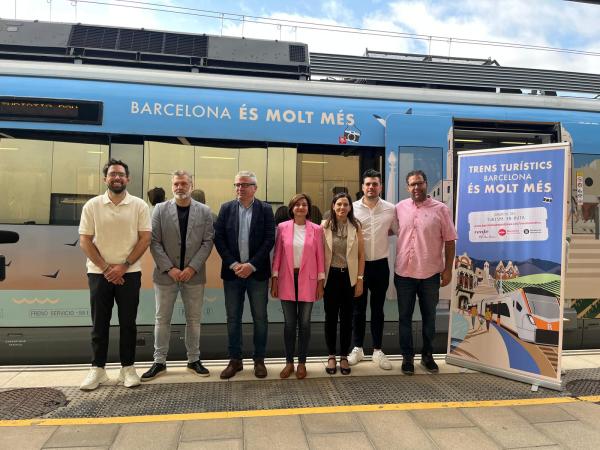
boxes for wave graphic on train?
[478,286,559,346]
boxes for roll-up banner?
[446,143,570,391]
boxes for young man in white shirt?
[349,169,397,369]
[78,159,151,390]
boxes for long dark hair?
[325,192,360,232]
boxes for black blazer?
[214,198,275,281]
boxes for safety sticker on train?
[468,207,548,242]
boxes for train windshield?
[527,293,560,318]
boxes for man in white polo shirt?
[78,159,151,390]
[349,169,398,369]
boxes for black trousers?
[324,268,354,357]
[352,258,390,349]
[88,272,141,367]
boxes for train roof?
[1,18,600,113]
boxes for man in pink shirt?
[394,170,456,375]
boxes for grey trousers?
[153,282,205,364]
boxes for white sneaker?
[372,350,392,370]
[348,347,364,366]
[80,367,109,391]
[118,365,141,388]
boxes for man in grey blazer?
[142,170,214,380]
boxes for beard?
[108,184,126,194]
[174,192,189,200]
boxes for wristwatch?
[124,259,132,267]
[357,275,364,280]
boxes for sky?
[1,0,600,74]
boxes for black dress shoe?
[339,357,351,375]
[401,356,415,375]
[254,359,268,378]
[141,363,166,381]
[420,354,439,373]
[220,359,243,379]
[325,357,337,375]
[187,360,210,377]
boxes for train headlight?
[527,314,535,326]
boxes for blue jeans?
[223,277,269,360]
[153,282,205,364]
[394,273,440,357]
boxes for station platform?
[2,352,600,449]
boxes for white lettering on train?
[130,101,231,119]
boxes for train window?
[0,137,107,224]
[297,152,360,215]
[572,153,600,235]
[500,303,511,317]
[527,293,560,317]
[516,302,523,312]
[143,140,297,214]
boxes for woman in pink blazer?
[271,193,325,379]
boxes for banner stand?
[446,143,570,393]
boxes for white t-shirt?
[293,223,306,268]
[353,197,397,261]
[79,191,151,273]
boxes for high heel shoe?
[340,357,351,375]
[325,356,337,375]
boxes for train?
[1,18,600,364]
[479,287,560,346]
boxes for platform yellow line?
[0,396,586,427]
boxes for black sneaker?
[141,363,166,381]
[401,356,414,375]
[420,354,439,373]
[187,360,210,377]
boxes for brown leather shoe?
[296,363,307,379]
[279,362,294,379]
[220,359,243,379]
[254,359,268,378]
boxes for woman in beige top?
[321,192,365,375]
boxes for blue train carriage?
[1,19,600,364]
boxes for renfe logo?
[498,229,507,236]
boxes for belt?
[329,266,347,273]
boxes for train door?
[384,114,452,353]
[569,152,600,348]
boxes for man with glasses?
[394,170,456,375]
[142,170,214,381]
[349,169,397,370]
[79,159,151,390]
[214,171,275,379]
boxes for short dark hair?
[147,187,165,205]
[288,193,312,221]
[103,158,130,177]
[191,189,206,203]
[405,170,427,184]
[362,169,382,184]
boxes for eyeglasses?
[234,183,256,188]
[408,181,425,188]
[107,172,127,178]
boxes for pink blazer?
[272,220,325,302]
